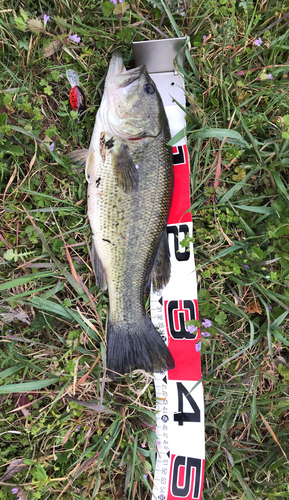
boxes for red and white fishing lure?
[66,69,86,113]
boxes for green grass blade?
[218,169,259,204]
[128,432,139,500]
[271,311,289,329]
[233,205,275,214]
[236,108,262,161]
[251,371,259,428]
[0,272,54,291]
[0,364,25,381]
[169,127,248,147]
[28,296,74,321]
[257,294,273,357]
[0,378,60,394]
[272,330,289,347]
[211,244,243,260]
[233,469,258,500]
[159,0,182,37]
[272,171,289,201]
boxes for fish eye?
[144,84,155,94]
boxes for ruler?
[133,39,205,500]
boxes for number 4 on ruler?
[174,382,201,426]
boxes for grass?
[0,0,289,498]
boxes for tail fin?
[107,315,175,379]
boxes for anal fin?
[91,241,107,290]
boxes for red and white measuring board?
[151,141,205,500]
[149,85,205,500]
[132,38,205,499]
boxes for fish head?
[102,50,166,140]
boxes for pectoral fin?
[112,143,139,193]
[67,149,95,184]
[67,148,89,166]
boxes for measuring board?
[133,39,205,500]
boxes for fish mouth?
[106,49,126,81]
[106,50,145,88]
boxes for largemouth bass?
[71,50,175,378]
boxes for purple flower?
[254,38,263,46]
[141,441,146,448]
[195,342,201,352]
[110,0,117,4]
[243,264,250,269]
[203,35,207,43]
[69,34,81,43]
[11,489,19,495]
[202,319,212,328]
[49,142,55,151]
[201,331,211,337]
[143,474,148,479]
[187,324,198,334]
[268,74,274,80]
[156,439,161,446]
[43,14,50,26]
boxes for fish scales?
[73,50,175,378]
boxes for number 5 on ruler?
[169,455,203,499]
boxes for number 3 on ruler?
[174,382,201,426]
